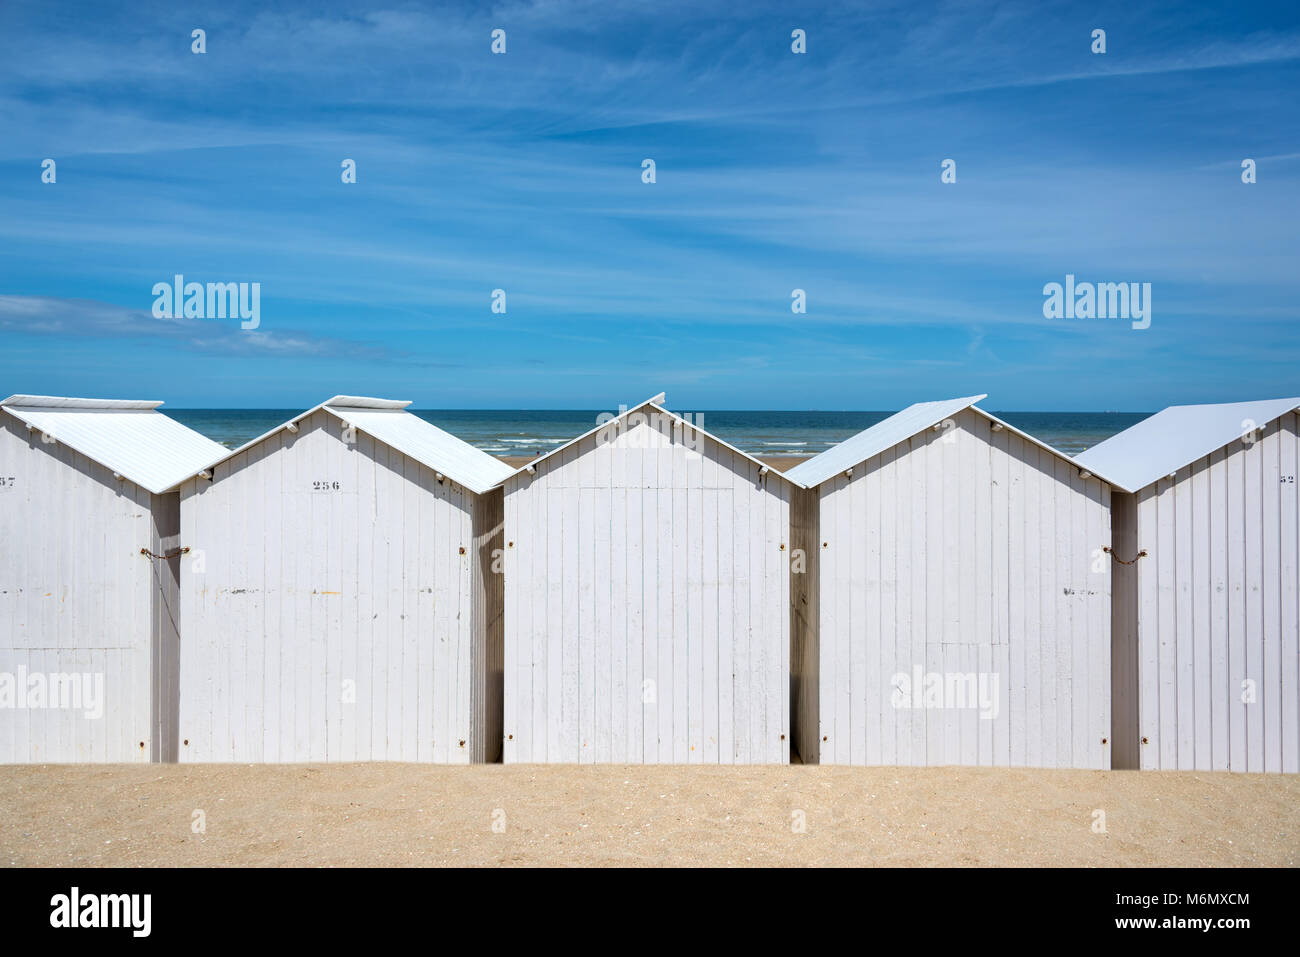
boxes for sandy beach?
[2,764,1296,868]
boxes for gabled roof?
[508,392,797,486]
[785,394,1121,490]
[324,401,513,495]
[0,394,229,495]
[785,395,986,487]
[1074,396,1300,493]
[195,395,513,495]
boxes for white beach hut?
[501,393,795,764]
[0,395,227,763]
[1075,397,1300,772]
[176,396,512,763]
[786,396,1118,769]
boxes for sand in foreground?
[2,764,1297,867]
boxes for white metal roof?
[785,396,987,487]
[0,394,230,495]
[1074,396,1300,493]
[320,396,411,410]
[508,392,798,486]
[324,401,514,495]
[0,394,164,410]
[785,394,1121,490]
[193,396,513,495]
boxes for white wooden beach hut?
[501,393,795,764]
[176,396,512,763]
[786,396,1118,769]
[1075,397,1300,772]
[0,395,228,763]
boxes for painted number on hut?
[311,480,342,492]
[0,476,16,491]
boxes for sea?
[167,409,1149,459]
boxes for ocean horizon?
[166,409,1151,459]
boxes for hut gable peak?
[786,395,1122,490]
[785,395,986,488]
[508,391,797,486]
[190,395,512,495]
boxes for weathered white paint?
[1110,410,1299,771]
[177,406,504,762]
[502,400,793,764]
[0,409,201,763]
[794,405,1113,769]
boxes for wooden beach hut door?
[503,405,792,764]
[814,410,1111,768]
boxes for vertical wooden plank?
[730,460,750,764]
[749,467,768,763]
[701,480,719,763]
[1155,475,1177,768]
[642,449,659,763]
[1134,489,1157,769]
[854,461,874,766]
[610,481,627,763]
[585,477,605,769]
[716,454,734,765]
[656,428,673,763]
[908,436,928,764]
[687,476,704,762]
[1035,447,1055,767]
[924,431,945,765]
[1052,453,1072,769]
[973,414,993,766]
[531,471,548,763]
[894,440,915,765]
[834,477,853,764]
[625,468,643,764]
[990,425,1011,766]
[546,481,564,762]
[672,479,689,763]
[1069,464,1089,769]
[1173,462,1194,769]
[1280,413,1299,773]
[1243,437,1264,771]
[1260,422,1282,772]
[502,480,518,762]
[1002,432,1023,767]
[593,443,613,763]
[268,439,291,762]
[432,470,452,763]
[520,473,540,762]
[1209,448,1229,770]
[765,479,786,763]
[1091,479,1112,769]
[1191,456,1212,769]
[563,473,581,762]
[877,445,897,766]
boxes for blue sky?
[0,0,1297,410]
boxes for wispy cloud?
[0,295,393,359]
